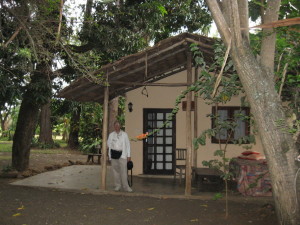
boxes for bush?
[80,139,102,154]
[2,164,14,173]
[31,138,61,149]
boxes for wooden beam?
[185,38,214,50]
[58,77,97,98]
[95,40,187,76]
[108,46,213,83]
[193,67,199,168]
[110,81,188,87]
[101,85,109,190]
[61,49,187,100]
[71,81,188,102]
[91,66,187,102]
[109,48,187,81]
[185,50,193,196]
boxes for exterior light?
[128,102,133,112]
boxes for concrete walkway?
[10,165,214,199]
[12,165,112,191]
[11,165,266,201]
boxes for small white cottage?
[59,33,264,193]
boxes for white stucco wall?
[124,69,263,175]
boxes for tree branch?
[237,0,249,42]
[205,0,231,47]
[52,65,77,79]
[55,0,64,45]
[3,26,22,48]
[227,0,243,47]
[2,5,39,62]
[67,43,94,53]
[212,38,231,97]
[260,0,281,79]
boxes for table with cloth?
[230,158,272,197]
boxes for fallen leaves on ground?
[18,205,25,210]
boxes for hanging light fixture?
[128,102,133,112]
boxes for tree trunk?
[12,97,39,171]
[0,111,10,137]
[1,119,6,136]
[12,63,51,172]
[259,1,281,79]
[68,106,81,149]
[205,0,300,224]
[62,129,68,141]
[38,100,54,145]
[231,37,300,225]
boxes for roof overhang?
[58,33,215,103]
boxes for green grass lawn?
[0,155,11,160]
[0,141,13,152]
[0,140,72,154]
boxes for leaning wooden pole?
[185,50,193,195]
[101,85,109,190]
[193,67,198,168]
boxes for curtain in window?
[234,110,246,139]
[216,109,228,140]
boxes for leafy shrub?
[31,138,61,149]
[2,164,14,173]
[81,139,102,154]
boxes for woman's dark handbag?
[127,160,133,187]
[111,149,122,159]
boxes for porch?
[11,165,232,199]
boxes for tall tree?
[12,62,52,171]
[205,0,299,224]
[2,0,212,170]
[68,105,81,149]
[38,100,54,145]
[1,0,64,171]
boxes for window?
[211,106,250,144]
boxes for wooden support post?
[193,67,198,168]
[185,51,193,196]
[101,85,109,190]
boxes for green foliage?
[77,0,212,67]
[190,42,243,105]
[248,3,300,130]
[31,137,60,149]
[2,164,14,173]
[79,103,103,153]
[31,149,70,154]
[212,192,223,200]
[188,40,256,210]
[279,0,300,19]
[154,2,168,16]
[18,48,32,60]
[117,96,126,128]
[0,142,13,152]
[81,138,102,154]
[0,130,15,141]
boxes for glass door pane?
[143,109,176,175]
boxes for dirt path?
[0,150,88,176]
[0,178,278,225]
